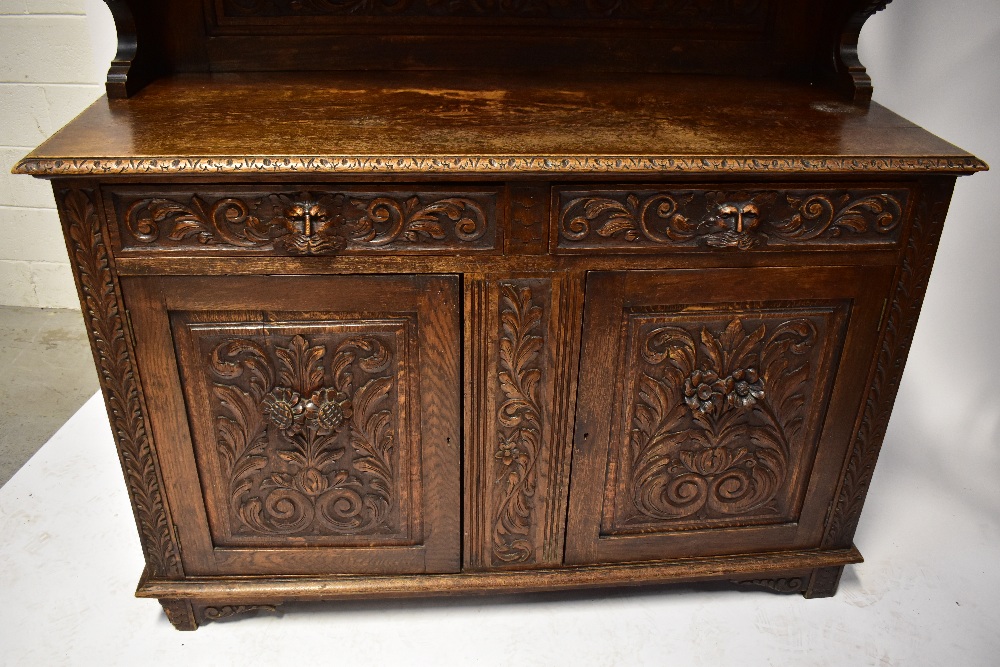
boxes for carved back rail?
[105,0,891,103]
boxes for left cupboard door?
[120,274,461,576]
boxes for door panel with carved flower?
[121,274,460,576]
[565,266,893,564]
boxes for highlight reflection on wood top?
[16,72,985,176]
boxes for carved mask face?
[717,202,760,233]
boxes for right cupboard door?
[565,266,893,564]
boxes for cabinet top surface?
[15,71,985,177]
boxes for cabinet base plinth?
[139,546,861,625]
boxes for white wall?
[0,0,114,308]
[856,2,1000,534]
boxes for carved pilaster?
[56,187,182,578]
[465,274,583,569]
[822,179,955,550]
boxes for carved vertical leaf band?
[58,188,181,577]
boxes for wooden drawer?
[552,183,912,253]
[105,185,501,256]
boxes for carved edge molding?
[14,155,988,177]
[816,180,955,591]
[464,278,491,569]
[58,187,182,578]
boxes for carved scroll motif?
[492,284,544,564]
[615,316,821,529]
[210,333,399,538]
[734,577,805,593]
[558,189,907,250]
[199,605,278,623]
[121,191,491,254]
[59,189,182,577]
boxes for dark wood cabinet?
[15,0,985,629]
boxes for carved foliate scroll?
[557,188,908,251]
[181,321,413,545]
[114,189,496,254]
[604,310,845,534]
[492,283,545,563]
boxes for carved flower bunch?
[683,369,727,414]
[725,367,764,407]
[683,367,765,414]
[262,386,353,435]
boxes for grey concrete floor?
[0,306,99,487]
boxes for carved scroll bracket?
[835,1,895,105]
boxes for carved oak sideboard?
[14,0,985,629]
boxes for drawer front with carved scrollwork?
[105,185,500,256]
[553,184,912,253]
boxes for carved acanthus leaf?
[734,577,805,593]
[619,316,820,528]
[210,332,398,538]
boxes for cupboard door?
[565,267,893,564]
[121,274,460,576]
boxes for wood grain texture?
[28,0,983,630]
[14,72,986,177]
[101,0,900,105]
